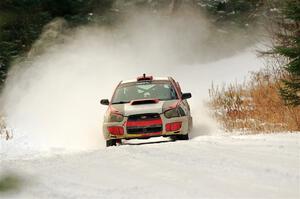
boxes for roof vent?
[137,74,153,81]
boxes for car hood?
[111,100,179,116]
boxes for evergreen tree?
[0,0,113,88]
[275,0,300,106]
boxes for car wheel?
[106,139,117,147]
[106,139,122,147]
[176,134,189,140]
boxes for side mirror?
[100,99,109,105]
[182,93,192,100]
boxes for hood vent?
[130,99,159,105]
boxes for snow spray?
[0,8,263,151]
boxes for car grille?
[127,113,161,121]
[126,113,163,134]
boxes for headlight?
[164,108,180,118]
[108,113,124,122]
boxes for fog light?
[108,126,124,135]
[166,122,182,132]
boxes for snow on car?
[100,74,193,147]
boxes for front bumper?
[102,114,190,140]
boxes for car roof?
[121,77,170,84]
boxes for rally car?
[100,74,192,147]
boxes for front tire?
[106,139,121,147]
[175,134,189,140]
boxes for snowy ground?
[1,133,299,199]
[1,9,299,198]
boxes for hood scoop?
[130,99,159,105]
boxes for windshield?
[111,81,178,104]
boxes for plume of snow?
[0,9,263,152]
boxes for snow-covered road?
[1,133,299,199]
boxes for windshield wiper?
[111,101,129,104]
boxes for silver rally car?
[100,74,192,147]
